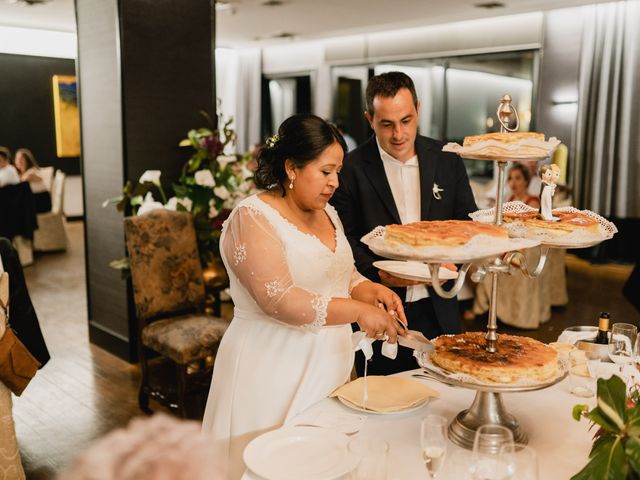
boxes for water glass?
[420,415,448,478]
[470,424,514,480]
[498,443,539,480]
[569,350,596,397]
[348,436,389,480]
[608,323,637,376]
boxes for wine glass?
[498,443,539,480]
[470,424,514,480]
[608,323,637,376]
[420,415,448,478]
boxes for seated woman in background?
[14,148,52,213]
[507,162,540,209]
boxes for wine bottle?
[594,312,610,344]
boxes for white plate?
[373,260,458,282]
[336,395,431,415]
[244,426,356,480]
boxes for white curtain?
[216,48,262,154]
[573,0,640,218]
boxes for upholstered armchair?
[124,209,229,417]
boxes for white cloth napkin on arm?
[352,331,398,360]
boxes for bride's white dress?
[202,195,367,479]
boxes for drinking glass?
[470,424,514,480]
[498,443,539,480]
[608,323,637,376]
[348,436,389,480]
[420,414,448,478]
[569,350,596,397]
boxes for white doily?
[443,137,561,161]
[469,201,618,248]
[360,226,540,263]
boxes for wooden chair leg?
[176,363,188,418]
[138,345,152,414]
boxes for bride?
[202,114,407,478]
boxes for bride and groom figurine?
[539,164,561,221]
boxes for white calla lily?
[217,154,237,166]
[194,169,216,187]
[208,199,219,219]
[214,185,231,200]
[139,170,161,186]
[137,192,164,215]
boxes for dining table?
[239,361,617,480]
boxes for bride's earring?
[289,176,295,189]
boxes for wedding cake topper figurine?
[539,164,561,221]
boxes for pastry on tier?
[385,220,508,247]
[443,131,560,158]
[502,210,600,237]
[463,132,545,147]
[430,332,558,383]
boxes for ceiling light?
[474,2,505,9]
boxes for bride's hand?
[351,282,408,330]
[355,303,405,344]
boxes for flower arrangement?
[104,112,257,267]
[572,375,640,479]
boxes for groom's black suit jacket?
[331,135,477,335]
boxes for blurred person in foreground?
[60,414,225,480]
[331,71,478,375]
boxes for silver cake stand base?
[448,391,527,450]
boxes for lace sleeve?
[222,205,331,328]
[348,268,370,295]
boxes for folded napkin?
[331,376,439,413]
[352,331,398,360]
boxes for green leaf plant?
[572,375,640,480]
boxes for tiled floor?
[11,221,640,479]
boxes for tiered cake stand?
[379,95,605,450]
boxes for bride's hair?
[254,114,347,196]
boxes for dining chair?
[33,169,68,252]
[124,209,229,417]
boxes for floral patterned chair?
[124,209,229,417]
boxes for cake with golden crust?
[502,210,600,237]
[430,332,558,383]
[463,132,545,147]
[385,220,509,247]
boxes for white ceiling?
[0,0,616,47]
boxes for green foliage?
[572,376,640,479]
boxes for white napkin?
[557,330,597,345]
[352,331,398,360]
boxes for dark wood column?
[75,0,216,361]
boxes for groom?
[331,72,477,375]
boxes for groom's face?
[365,88,419,162]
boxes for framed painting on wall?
[52,75,80,157]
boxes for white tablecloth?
[242,366,611,480]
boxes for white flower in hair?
[194,169,216,187]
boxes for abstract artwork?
[52,75,80,157]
